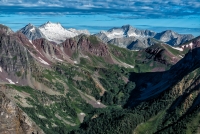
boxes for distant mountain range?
[95,25,194,50]
[18,22,194,50]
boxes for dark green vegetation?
[9,84,94,133]
[25,46,200,133]
[98,66,135,105]
[109,43,176,73]
[70,49,200,134]
[10,59,137,133]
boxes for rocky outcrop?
[0,90,44,134]
[61,35,111,58]
[145,47,167,64]
[0,24,14,35]
[78,36,110,57]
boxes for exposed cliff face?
[0,31,33,85]
[0,89,44,134]
[0,32,31,72]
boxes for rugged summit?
[99,25,156,40]
[154,30,194,46]
[18,23,46,41]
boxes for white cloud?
[0,0,199,18]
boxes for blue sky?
[0,0,199,36]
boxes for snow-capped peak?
[68,28,90,35]
[18,23,47,41]
[40,21,63,29]
[97,25,156,40]
[38,21,90,43]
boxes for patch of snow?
[0,66,2,72]
[16,81,18,83]
[28,50,34,56]
[128,32,140,37]
[29,27,35,32]
[106,30,124,40]
[1,112,4,116]
[29,40,32,44]
[68,28,90,35]
[38,114,46,119]
[122,62,134,68]
[38,57,49,65]
[33,44,36,49]
[32,44,43,56]
[97,102,101,105]
[189,42,193,49]
[80,113,85,115]
[128,65,134,68]
[179,55,183,58]
[171,46,183,51]
[6,78,15,84]
[74,61,78,64]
